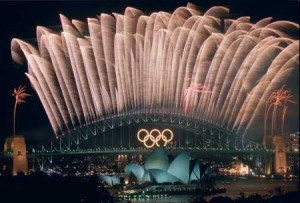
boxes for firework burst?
[11,5,299,137]
[183,83,213,113]
[12,86,31,135]
[263,87,295,147]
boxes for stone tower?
[273,135,287,175]
[4,135,28,176]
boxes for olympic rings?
[137,128,174,148]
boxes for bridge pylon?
[273,135,287,175]
[263,135,287,175]
[3,135,29,176]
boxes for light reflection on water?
[130,195,191,203]
[129,179,299,203]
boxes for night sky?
[0,0,299,149]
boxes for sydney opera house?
[99,147,211,186]
[10,3,299,143]
[99,174,121,187]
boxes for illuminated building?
[116,154,128,171]
[286,132,299,152]
[124,147,211,185]
[4,136,14,155]
[229,161,249,176]
[11,4,299,140]
[99,174,120,186]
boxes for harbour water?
[129,178,299,203]
[205,178,299,201]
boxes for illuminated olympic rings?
[137,129,174,148]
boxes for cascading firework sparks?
[263,87,295,146]
[11,4,299,139]
[183,83,213,113]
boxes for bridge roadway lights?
[29,148,273,157]
[29,148,274,172]
[23,148,298,173]
[30,113,261,153]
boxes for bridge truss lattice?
[32,112,262,154]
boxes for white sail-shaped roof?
[145,147,169,171]
[167,151,190,184]
[99,174,121,186]
[149,169,179,184]
[190,160,201,183]
[124,163,145,183]
[141,169,151,183]
[124,148,214,185]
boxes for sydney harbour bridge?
[32,112,260,154]
[6,3,299,173]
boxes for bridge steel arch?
[32,112,262,154]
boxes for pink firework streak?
[12,86,31,136]
[183,83,213,113]
[263,87,295,146]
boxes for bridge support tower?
[263,135,287,175]
[4,135,29,176]
[273,135,287,175]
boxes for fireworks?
[11,5,299,137]
[263,87,295,146]
[183,83,213,113]
[12,86,31,135]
